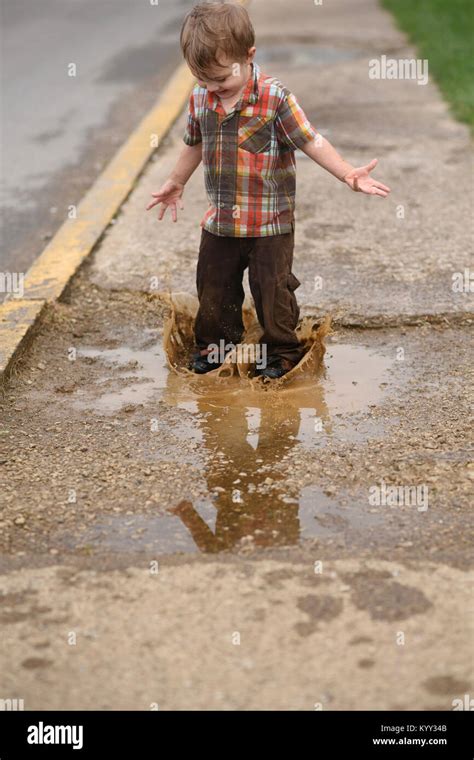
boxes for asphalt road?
[0,0,194,296]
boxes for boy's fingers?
[148,194,168,209]
[374,181,391,192]
[365,158,378,172]
[171,203,177,222]
[158,203,167,220]
[357,159,378,176]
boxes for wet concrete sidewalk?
[0,0,472,710]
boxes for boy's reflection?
[165,376,330,553]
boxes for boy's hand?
[343,159,391,197]
[146,179,185,221]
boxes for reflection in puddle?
[74,341,393,421]
[64,486,384,555]
[66,338,403,555]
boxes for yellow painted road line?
[23,63,194,302]
[0,62,195,383]
[0,300,47,383]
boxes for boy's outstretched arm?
[301,135,391,197]
[146,142,203,221]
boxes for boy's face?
[193,47,256,99]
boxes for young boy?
[147,2,390,378]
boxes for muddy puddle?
[73,339,393,437]
[51,323,407,555]
[70,294,396,439]
[59,485,385,555]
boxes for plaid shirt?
[183,61,318,237]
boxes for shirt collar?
[207,61,260,112]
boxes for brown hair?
[180,2,255,79]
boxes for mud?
[162,291,331,385]
[0,0,473,710]
[1,277,472,571]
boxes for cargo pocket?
[274,271,301,330]
[287,272,301,291]
[287,272,301,326]
[238,115,273,154]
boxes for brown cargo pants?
[194,224,305,365]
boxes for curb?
[0,62,195,386]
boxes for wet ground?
[1,275,472,570]
[0,0,195,286]
[0,277,472,709]
[0,0,472,711]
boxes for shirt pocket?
[238,115,273,154]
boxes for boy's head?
[180,2,256,98]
